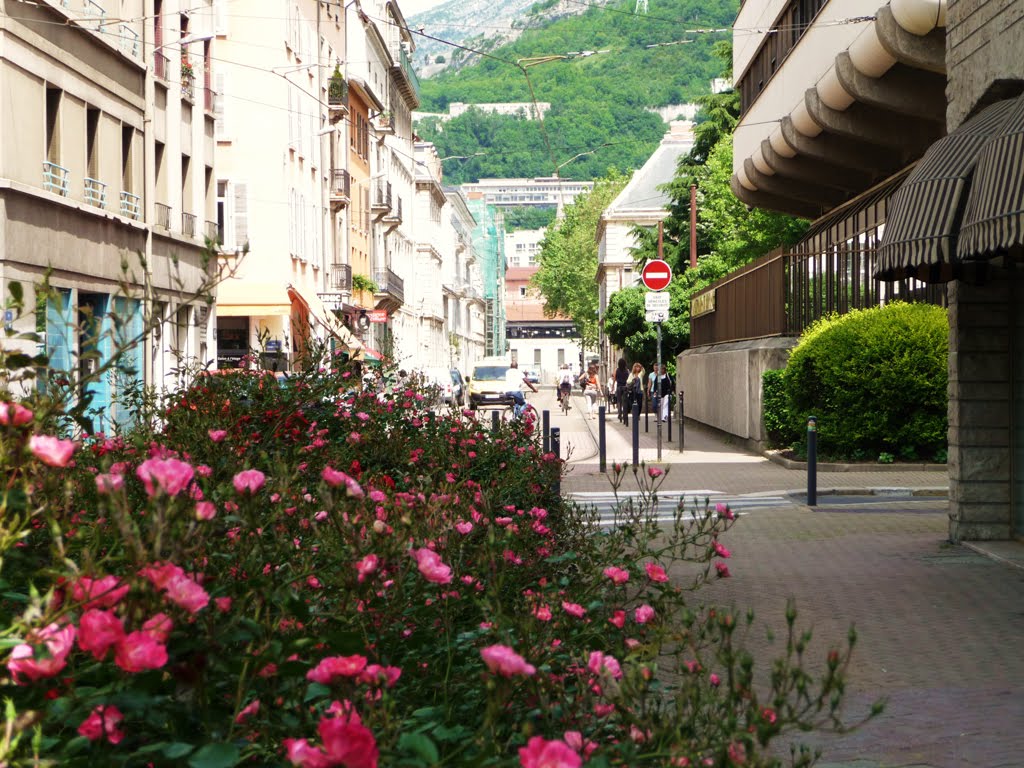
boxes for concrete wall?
[946,0,1024,129]
[677,337,796,445]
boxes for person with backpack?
[625,362,645,414]
[653,363,674,422]
[614,358,629,419]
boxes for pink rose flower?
[715,562,731,578]
[208,429,227,442]
[114,631,168,672]
[78,609,125,660]
[713,540,732,559]
[357,664,402,688]
[142,613,173,642]
[139,561,185,590]
[480,644,536,677]
[647,466,664,478]
[77,704,125,744]
[716,502,735,520]
[136,457,195,497]
[533,604,552,622]
[355,554,378,583]
[235,698,261,724]
[709,673,721,687]
[195,501,217,520]
[307,655,369,684]
[561,601,586,619]
[455,521,473,535]
[7,623,76,683]
[609,610,626,629]
[28,435,75,467]
[321,466,364,498]
[319,717,379,768]
[233,469,266,494]
[645,562,669,582]
[603,566,630,585]
[283,738,332,768]
[215,597,233,612]
[634,604,656,625]
[95,473,124,494]
[587,650,623,680]
[72,575,129,609]
[411,548,452,585]
[0,402,33,427]
[518,736,581,768]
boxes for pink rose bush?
[0,351,862,765]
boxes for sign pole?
[656,320,662,461]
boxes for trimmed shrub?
[761,367,800,448]
[782,302,948,461]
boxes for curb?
[764,451,947,473]
[784,487,948,500]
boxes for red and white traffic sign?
[641,259,672,291]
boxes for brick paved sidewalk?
[678,501,1024,767]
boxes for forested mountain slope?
[413,0,738,184]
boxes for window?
[45,87,62,164]
[121,125,135,193]
[557,348,565,367]
[519,286,526,297]
[214,72,228,139]
[217,180,248,251]
[86,107,99,179]
[181,154,191,213]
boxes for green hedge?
[777,302,948,461]
[761,367,800,448]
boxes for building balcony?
[83,177,106,208]
[382,195,402,227]
[206,220,221,244]
[155,202,171,229]
[330,169,351,211]
[389,44,420,108]
[328,75,349,123]
[154,51,169,81]
[182,212,197,238]
[181,68,195,102]
[120,191,141,220]
[373,267,405,309]
[374,112,395,136]
[371,179,392,214]
[43,161,69,197]
[331,262,353,292]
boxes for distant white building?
[505,228,546,268]
[460,178,594,209]
[596,121,695,378]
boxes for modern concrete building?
[444,188,488,375]
[505,267,583,383]
[596,121,695,378]
[1,0,216,431]
[460,178,594,209]
[465,196,508,357]
[505,228,546,268]
[704,0,1024,540]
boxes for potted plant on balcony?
[180,59,195,81]
[351,273,379,295]
[377,111,393,129]
[328,67,347,105]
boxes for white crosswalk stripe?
[565,491,791,525]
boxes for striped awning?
[876,96,1022,283]
[958,94,1024,260]
[287,285,363,352]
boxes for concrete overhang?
[732,0,948,218]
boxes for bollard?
[542,409,550,454]
[667,398,672,442]
[807,416,817,506]
[491,410,500,433]
[632,402,640,467]
[677,390,685,452]
[623,396,629,427]
[550,427,561,497]
[644,394,650,433]
[598,405,607,473]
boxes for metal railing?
[331,169,351,198]
[82,0,105,30]
[373,267,404,305]
[181,71,195,101]
[83,177,106,208]
[119,24,139,58]
[43,162,70,196]
[384,195,402,223]
[155,202,171,229]
[372,179,392,210]
[120,191,141,220]
[331,263,352,292]
[182,212,197,238]
[205,220,221,243]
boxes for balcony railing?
[154,51,169,81]
[155,202,171,229]
[373,267,404,305]
[372,179,392,211]
[330,169,351,210]
[83,177,106,208]
[181,70,195,101]
[119,24,139,58]
[82,0,105,30]
[383,195,402,224]
[328,76,348,123]
[205,220,221,243]
[389,43,420,106]
[43,162,70,196]
[182,212,197,238]
[331,263,353,292]
[120,191,141,220]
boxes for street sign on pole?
[641,259,672,291]
[645,310,668,322]
[645,292,670,312]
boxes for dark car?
[449,369,466,407]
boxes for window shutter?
[214,72,227,139]
[287,87,294,149]
[214,0,228,34]
[233,182,248,251]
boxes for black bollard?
[667,398,672,442]
[807,416,817,506]
[550,426,561,497]
[623,397,629,427]
[491,410,500,433]
[631,402,640,467]
[542,409,550,454]
[644,394,650,433]
[598,405,607,473]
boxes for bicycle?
[559,385,572,415]
[500,398,539,427]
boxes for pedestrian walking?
[653,363,673,422]
[614,358,630,420]
[626,362,645,413]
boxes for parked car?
[523,369,540,385]
[467,357,513,409]
[449,368,467,407]
[417,367,460,409]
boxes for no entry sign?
[641,259,672,291]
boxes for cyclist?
[504,361,538,418]
[556,363,573,407]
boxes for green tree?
[532,171,628,351]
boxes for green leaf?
[304,682,331,702]
[188,742,240,768]
[165,742,195,758]
[432,723,470,742]
[399,732,439,764]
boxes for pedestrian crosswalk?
[564,490,791,526]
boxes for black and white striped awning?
[876,94,1024,283]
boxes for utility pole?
[689,183,697,270]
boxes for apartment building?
[727,0,1024,540]
[1,0,215,431]
[445,188,488,374]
